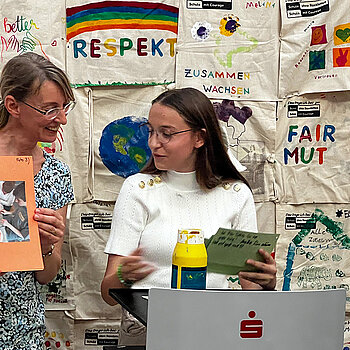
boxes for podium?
[110,288,346,350]
[109,288,149,326]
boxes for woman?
[0,52,75,349]
[101,87,276,344]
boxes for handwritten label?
[0,14,45,59]
[212,230,272,249]
[15,157,31,164]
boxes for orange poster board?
[0,156,43,272]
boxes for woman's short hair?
[0,52,74,128]
[2,181,16,194]
[13,182,26,202]
[142,87,250,190]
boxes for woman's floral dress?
[0,152,74,349]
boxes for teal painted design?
[282,209,347,291]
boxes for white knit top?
[105,170,257,289]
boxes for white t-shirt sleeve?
[0,192,15,207]
[0,181,15,207]
[105,176,148,256]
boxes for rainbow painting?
[66,0,179,41]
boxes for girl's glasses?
[140,122,193,144]
[21,100,76,120]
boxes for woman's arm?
[1,219,23,238]
[34,206,67,284]
[101,248,156,306]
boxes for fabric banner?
[66,0,179,87]
[215,99,277,202]
[256,201,276,234]
[175,0,279,100]
[0,0,65,70]
[275,92,350,204]
[279,0,350,97]
[39,208,75,311]
[275,203,350,311]
[55,87,93,204]
[92,85,166,202]
[44,312,75,350]
[74,319,120,349]
[69,202,121,319]
[39,237,75,311]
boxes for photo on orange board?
[0,156,43,272]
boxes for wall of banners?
[0,0,349,348]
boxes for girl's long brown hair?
[142,87,251,190]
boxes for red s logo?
[239,311,263,339]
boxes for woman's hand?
[34,206,68,284]
[34,208,65,255]
[0,209,11,215]
[238,249,277,290]
[1,218,8,226]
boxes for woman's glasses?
[20,100,76,120]
[140,122,193,144]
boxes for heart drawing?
[336,28,350,43]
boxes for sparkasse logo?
[239,310,263,339]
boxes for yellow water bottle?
[171,229,207,290]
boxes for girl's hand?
[117,247,156,284]
[33,208,65,254]
[238,249,277,290]
[101,248,157,305]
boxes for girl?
[101,87,276,345]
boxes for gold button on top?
[148,179,154,187]
[233,184,241,192]
[222,182,231,190]
[154,176,162,184]
[139,181,145,189]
